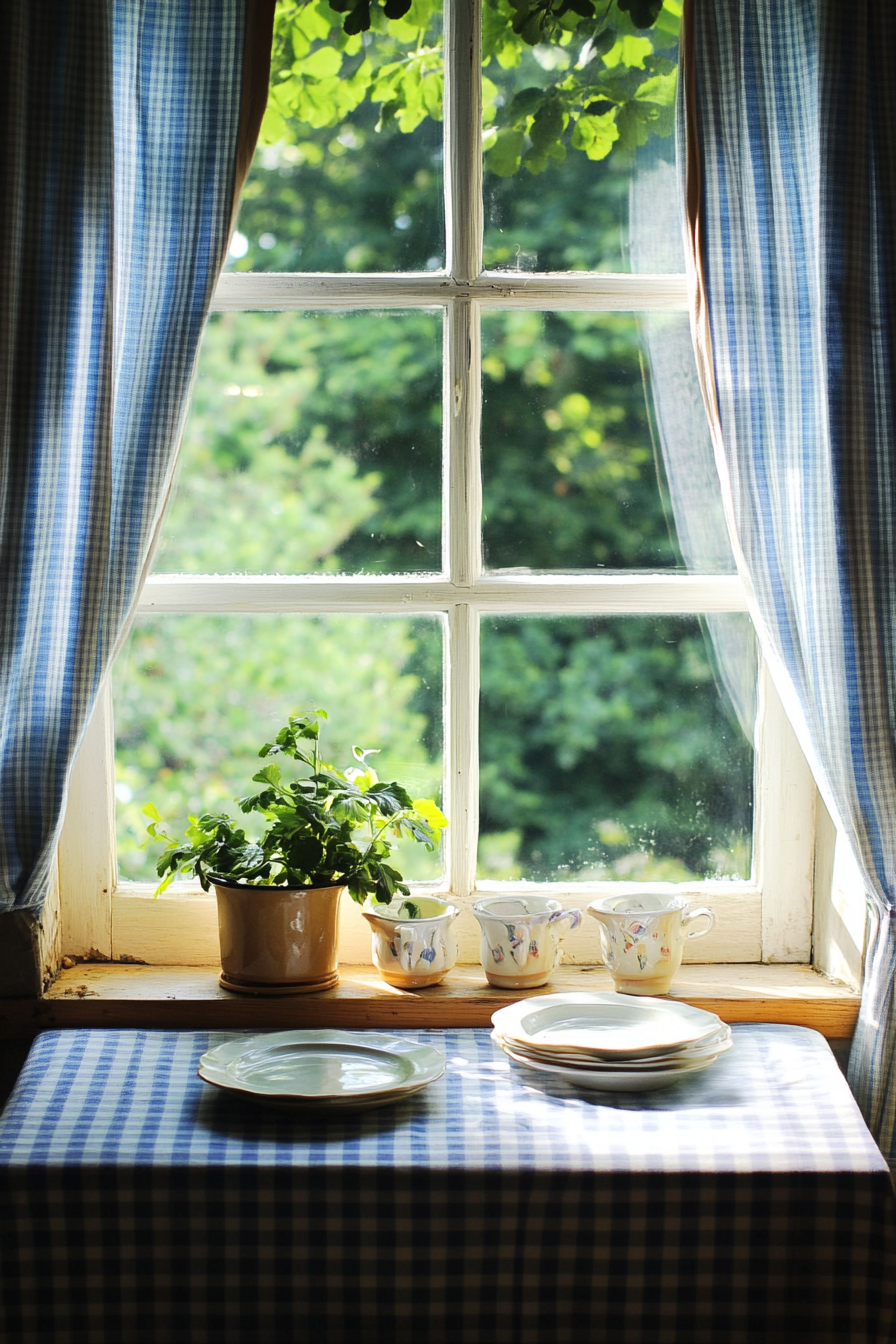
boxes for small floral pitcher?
[472,896,582,989]
[588,892,714,995]
[362,895,460,989]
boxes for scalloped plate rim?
[198,1029,445,1102]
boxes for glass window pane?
[481,311,679,570]
[482,3,680,272]
[153,311,442,576]
[228,0,444,273]
[478,615,754,883]
[114,614,444,885]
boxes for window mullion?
[209,272,689,311]
[444,321,482,896]
[444,0,482,282]
[446,299,482,586]
[443,0,482,901]
[447,602,480,899]
[136,574,748,613]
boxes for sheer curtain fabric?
[681,0,896,1157]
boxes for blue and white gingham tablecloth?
[0,1024,893,1343]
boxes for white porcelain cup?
[587,892,714,995]
[362,895,460,988]
[472,896,583,989]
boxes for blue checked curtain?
[682,0,896,1158]
[0,1,273,916]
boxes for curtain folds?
[0,0,273,915]
[681,0,896,1157]
[630,145,758,742]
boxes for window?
[60,0,820,970]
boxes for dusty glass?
[153,310,442,577]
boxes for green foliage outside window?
[113,0,753,889]
[262,0,678,177]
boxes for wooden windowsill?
[0,962,859,1039]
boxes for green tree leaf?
[617,0,663,28]
[528,97,566,152]
[343,2,372,35]
[570,110,619,160]
[486,128,526,176]
[504,85,544,126]
[297,45,343,78]
[634,68,677,106]
[601,33,653,68]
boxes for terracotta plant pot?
[213,880,343,996]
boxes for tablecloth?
[0,1024,893,1344]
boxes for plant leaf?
[366,780,414,814]
[412,797,448,831]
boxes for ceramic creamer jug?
[362,895,460,988]
[472,895,582,989]
[588,892,714,995]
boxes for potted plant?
[146,710,447,995]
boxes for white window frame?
[59,0,822,971]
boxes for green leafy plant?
[146,710,447,903]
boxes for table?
[0,1024,893,1344]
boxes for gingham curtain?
[681,0,896,1158]
[0,0,273,915]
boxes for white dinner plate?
[199,1030,445,1110]
[493,1026,733,1071]
[492,992,722,1059]
[500,1040,720,1091]
[494,1026,730,1069]
[493,1021,732,1063]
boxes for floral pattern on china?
[362,895,460,989]
[472,896,582,989]
[588,892,714,996]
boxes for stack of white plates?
[492,992,732,1092]
[199,1029,445,1111]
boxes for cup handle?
[549,907,583,934]
[394,924,420,971]
[682,906,714,940]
